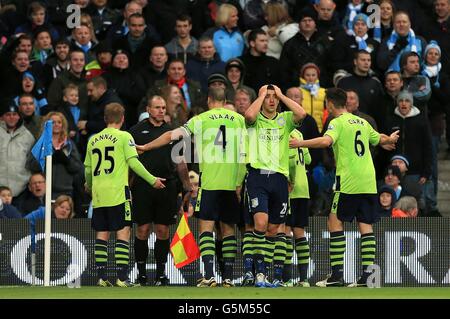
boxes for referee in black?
[129,95,191,286]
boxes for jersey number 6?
[354,130,365,157]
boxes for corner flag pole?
[43,155,52,287]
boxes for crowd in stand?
[0,0,449,219]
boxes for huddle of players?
[85,85,399,288]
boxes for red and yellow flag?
[170,213,200,268]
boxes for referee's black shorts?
[131,179,179,226]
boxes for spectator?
[337,50,385,126]
[85,41,113,80]
[78,76,123,136]
[17,93,43,139]
[299,63,326,132]
[377,185,397,217]
[345,90,377,130]
[113,13,158,69]
[314,0,344,39]
[25,195,75,237]
[14,173,45,216]
[392,196,418,218]
[206,73,233,102]
[342,0,364,36]
[159,85,189,127]
[331,13,379,74]
[106,0,144,44]
[70,24,99,64]
[279,7,333,89]
[104,49,146,127]
[57,84,81,141]
[77,12,99,43]
[209,4,245,62]
[186,170,200,217]
[165,14,199,64]
[0,50,31,101]
[14,2,60,41]
[86,0,121,41]
[137,45,168,90]
[262,1,298,59]
[42,38,71,89]
[377,11,427,73]
[400,51,431,112]
[420,0,450,77]
[0,102,35,198]
[148,59,204,112]
[47,50,88,119]
[185,36,226,93]
[383,165,404,200]
[383,70,404,120]
[30,28,53,67]
[28,112,83,202]
[14,72,48,116]
[379,0,395,40]
[234,87,254,116]
[0,186,22,219]
[224,58,256,102]
[240,29,281,93]
[390,154,422,202]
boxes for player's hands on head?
[272,85,283,98]
[259,85,268,97]
[153,177,166,189]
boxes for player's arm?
[127,157,166,188]
[304,147,312,165]
[136,127,187,153]
[84,145,92,192]
[273,85,306,123]
[290,135,333,149]
[378,130,400,150]
[176,157,192,192]
[245,85,268,124]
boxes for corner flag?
[31,120,53,170]
[170,213,200,268]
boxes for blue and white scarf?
[301,82,321,98]
[386,29,420,72]
[355,34,373,52]
[345,3,363,36]
[422,63,442,88]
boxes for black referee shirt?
[129,120,177,181]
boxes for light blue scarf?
[301,82,321,98]
[386,29,420,72]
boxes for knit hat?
[0,100,19,116]
[352,13,369,27]
[300,63,321,79]
[297,7,318,24]
[208,73,228,86]
[385,165,402,181]
[112,49,130,61]
[225,58,244,73]
[390,155,410,168]
[397,90,413,104]
[424,40,441,57]
[23,71,35,82]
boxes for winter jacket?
[186,53,226,93]
[299,79,326,132]
[240,52,281,93]
[0,121,35,196]
[165,37,199,64]
[86,89,123,135]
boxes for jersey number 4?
[92,146,115,176]
[214,125,227,150]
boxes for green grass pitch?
[1,286,450,299]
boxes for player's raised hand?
[272,85,283,98]
[390,130,400,144]
[258,85,269,97]
[152,177,166,189]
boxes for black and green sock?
[215,239,224,275]
[264,236,275,276]
[330,231,346,278]
[199,232,215,279]
[115,239,130,281]
[295,237,310,281]
[154,238,170,278]
[283,236,293,282]
[273,233,287,281]
[95,239,108,280]
[242,231,254,274]
[252,230,266,275]
[222,235,237,280]
[361,233,376,273]
[134,237,148,278]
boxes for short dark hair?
[0,185,12,193]
[176,13,192,24]
[354,49,371,60]
[208,87,226,103]
[128,12,145,21]
[87,76,107,89]
[326,88,347,109]
[248,28,267,43]
[385,70,402,81]
[400,51,420,68]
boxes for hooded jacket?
[386,106,432,178]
